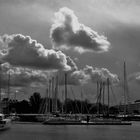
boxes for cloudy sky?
[0,0,140,104]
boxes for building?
[118,100,140,114]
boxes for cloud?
[68,65,119,85]
[66,56,78,71]
[50,7,110,53]
[128,72,140,84]
[0,34,76,71]
[69,70,90,85]
[0,63,49,88]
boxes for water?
[0,122,140,140]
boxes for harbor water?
[0,122,140,140]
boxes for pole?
[81,89,83,114]
[54,75,58,112]
[96,82,99,115]
[45,88,48,114]
[102,82,105,116]
[64,73,67,113]
[62,90,64,114]
[7,71,10,115]
[0,64,1,102]
[48,79,51,114]
[107,78,110,117]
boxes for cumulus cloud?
[0,34,76,71]
[0,63,49,88]
[128,72,140,84]
[51,7,110,53]
[67,65,119,85]
[66,56,78,71]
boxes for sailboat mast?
[107,78,110,116]
[51,77,54,112]
[102,82,105,116]
[80,89,83,114]
[123,61,130,114]
[45,87,48,114]
[64,73,67,113]
[0,64,2,113]
[123,61,126,115]
[62,90,64,114]
[7,71,10,115]
[0,64,1,103]
[96,81,99,115]
[48,79,51,114]
[54,75,58,112]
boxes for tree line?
[2,92,119,115]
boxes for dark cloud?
[51,7,110,53]
[0,34,75,71]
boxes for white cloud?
[0,34,75,71]
[68,65,119,85]
[128,72,140,84]
[50,7,110,53]
[0,63,49,87]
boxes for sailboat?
[0,113,11,130]
[88,76,131,125]
[43,73,82,125]
[0,69,11,130]
[117,61,132,120]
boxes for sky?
[0,0,140,104]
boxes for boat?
[88,116,131,125]
[43,73,84,125]
[43,71,132,125]
[0,113,11,130]
[43,115,81,125]
[116,61,132,121]
[89,77,132,125]
[0,70,12,130]
[43,114,131,125]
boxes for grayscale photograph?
[0,0,139,140]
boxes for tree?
[29,92,42,113]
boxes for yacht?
[0,113,11,130]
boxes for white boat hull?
[0,119,11,130]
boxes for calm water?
[0,122,140,140]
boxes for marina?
[0,0,140,139]
[0,122,139,140]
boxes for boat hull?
[43,121,132,125]
[0,119,11,130]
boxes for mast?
[107,78,110,116]
[102,82,105,116]
[64,73,67,113]
[7,71,10,115]
[0,64,2,113]
[123,61,126,115]
[62,90,64,114]
[123,61,130,114]
[51,76,55,112]
[96,81,102,116]
[48,79,51,114]
[45,88,48,114]
[96,81,99,115]
[80,89,83,114]
[99,82,102,115]
[54,75,58,112]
